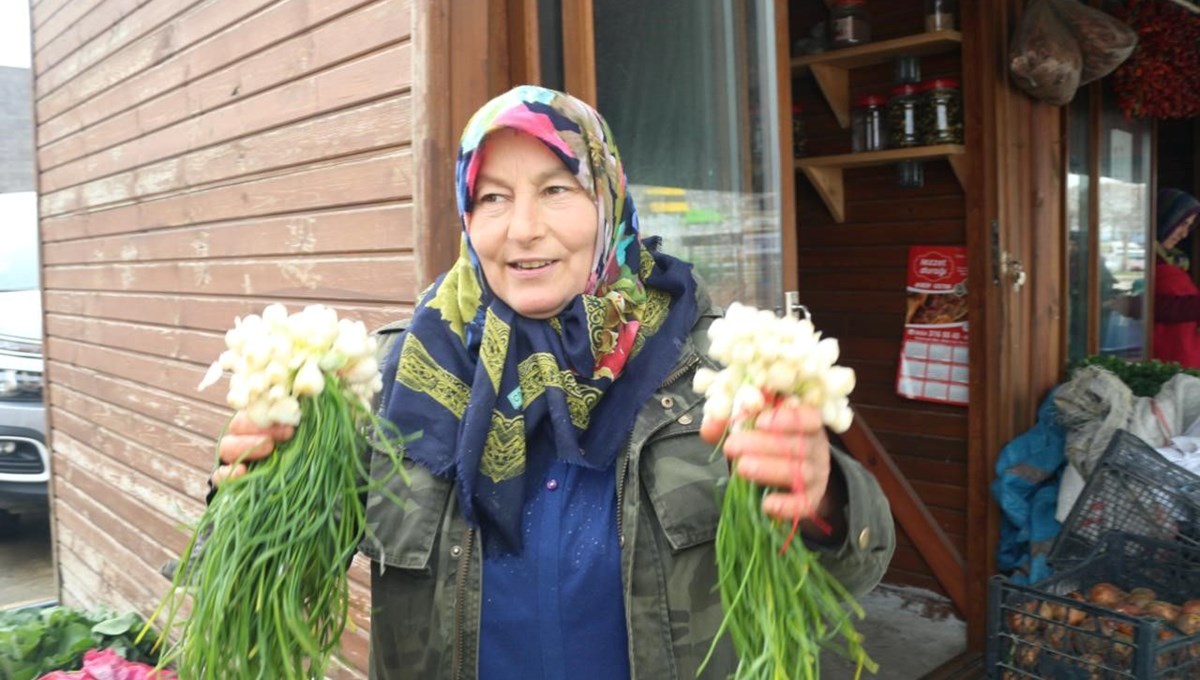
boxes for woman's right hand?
[211,412,295,486]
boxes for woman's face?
[466,129,599,319]
[1163,214,1198,250]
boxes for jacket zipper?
[660,354,699,389]
[452,526,475,680]
[615,453,630,548]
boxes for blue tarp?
[992,390,1067,584]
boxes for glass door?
[1065,80,1154,362]
[528,0,787,310]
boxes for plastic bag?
[1009,0,1083,106]
[1049,0,1137,84]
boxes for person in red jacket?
[1152,188,1200,367]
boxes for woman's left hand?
[701,404,838,527]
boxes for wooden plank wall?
[790,0,967,596]
[28,0,415,675]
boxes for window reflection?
[1066,94,1092,363]
[1097,83,1152,359]
[592,0,782,310]
[1065,81,1153,362]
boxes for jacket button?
[677,414,694,425]
[660,396,675,409]
[450,545,462,558]
[618,534,625,548]
[857,528,871,550]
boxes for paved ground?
[0,506,58,611]
[823,583,967,680]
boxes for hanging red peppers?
[1112,0,1200,119]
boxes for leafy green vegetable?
[700,467,876,680]
[144,374,409,679]
[0,606,162,679]
[1068,354,1200,397]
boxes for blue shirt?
[478,448,630,680]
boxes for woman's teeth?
[513,260,552,270]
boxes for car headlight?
[0,369,42,399]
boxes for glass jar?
[830,0,871,49]
[893,54,921,86]
[886,83,921,148]
[851,95,887,153]
[897,160,925,188]
[925,0,956,32]
[792,103,807,158]
[919,78,963,145]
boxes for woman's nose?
[507,193,545,243]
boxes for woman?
[217,86,894,679]
[1152,188,1200,367]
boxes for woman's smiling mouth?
[509,259,556,272]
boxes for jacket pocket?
[361,456,452,571]
[640,416,727,553]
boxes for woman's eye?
[477,192,505,203]
[544,185,571,196]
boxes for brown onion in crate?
[1088,582,1124,607]
[1180,600,1200,616]
[1142,600,1179,622]
[1065,591,1089,627]
[1127,587,1156,607]
[1176,611,1200,635]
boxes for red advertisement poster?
[896,246,969,406]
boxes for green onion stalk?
[140,374,409,679]
[700,433,878,680]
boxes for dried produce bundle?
[694,303,876,679]
[140,304,409,679]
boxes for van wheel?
[0,510,19,537]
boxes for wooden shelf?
[795,144,967,223]
[792,31,963,128]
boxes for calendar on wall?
[896,246,969,406]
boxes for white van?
[0,192,46,533]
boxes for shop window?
[1066,80,1154,363]
[591,0,784,310]
[528,0,785,310]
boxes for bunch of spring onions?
[141,304,408,679]
[694,303,876,680]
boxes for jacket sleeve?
[805,447,896,598]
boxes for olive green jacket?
[359,289,896,680]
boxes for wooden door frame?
[413,0,516,289]
[962,0,1067,649]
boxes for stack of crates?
[987,431,1200,679]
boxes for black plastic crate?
[1049,430,1200,570]
[987,533,1200,679]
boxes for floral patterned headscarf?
[383,86,697,554]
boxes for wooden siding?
[790,0,968,597]
[30,0,415,676]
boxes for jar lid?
[792,103,805,114]
[924,78,960,90]
[889,83,919,97]
[855,94,887,108]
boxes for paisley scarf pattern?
[383,86,697,554]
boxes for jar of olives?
[886,83,921,148]
[919,78,963,145]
